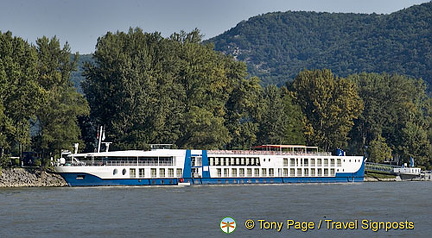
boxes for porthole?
[122,168,126,175]
[113,169,118,175]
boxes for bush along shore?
[0,168,67,187]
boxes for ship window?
[76,175,85,180]
[254,168,259,176]
[247,168,252,177]
[310,168,315,176]
[290,168,295,177]
[122,168,126,175]
[324,159,328,166]
[231,168,237,177]
[209,157,214,166]
[330,159,335,167]
[224,168,229,177]
[318,168,322,176]
[304,159,309,166]
[330,169,335,176]
[239,168,245,177]
[168,168,174,177]
[139,168,145,177]
[269,168,274,176]
[216,168,222,177]
[337,159,342,167]
[262,168,267,177]
[317,159,322,166]
[297,168,302,176]
[159,168,165,177]
[324,168,329,176]
[310,159,315,166]
[304,168,309,176]
[283,168,288,176]
[290,158,295,166]
[113,169,118,175]
[151,168,157,178]
[130,168,136,178]
[176,168,182,177]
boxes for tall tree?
[225,76,262,149]
[84,28,247,150]
[291,69,363,151]
[349,73,432,166]
[0,31,41,160]
[257,85,306,145]
[33,36,89,162]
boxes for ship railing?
[207,150,331,156]
[69,160,174,167]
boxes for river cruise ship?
[54,144,365,186]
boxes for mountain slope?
[207,2,432,87]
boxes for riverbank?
[0,167,67,188]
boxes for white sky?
[0,0,429,54]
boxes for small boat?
[394,166,422,180]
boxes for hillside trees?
[208,2,432,89]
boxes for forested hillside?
[208,2,432,87]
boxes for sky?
[1,0,430,54]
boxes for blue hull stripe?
[59,173,364,186]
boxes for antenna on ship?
[97,126,105,153]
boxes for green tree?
[33,36,89,163]
[367,135,392,163]
[349,73,432,167]
[0,31,41,158]
[225,76,262,149]
[291,69,363,151]
[84,28,247,149]
[257,85,306,145]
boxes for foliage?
[290,69,363,151]
[0,32,88,165]
[83,28,247,149]
[367,135,392,163]
[256,85,305,145]
[208,2,432,90]
[349,73,432,166]
[0,31,41,156]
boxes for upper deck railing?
[207,150,331,156]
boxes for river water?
[0,182,430,238]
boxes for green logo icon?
[220,217,236,234]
